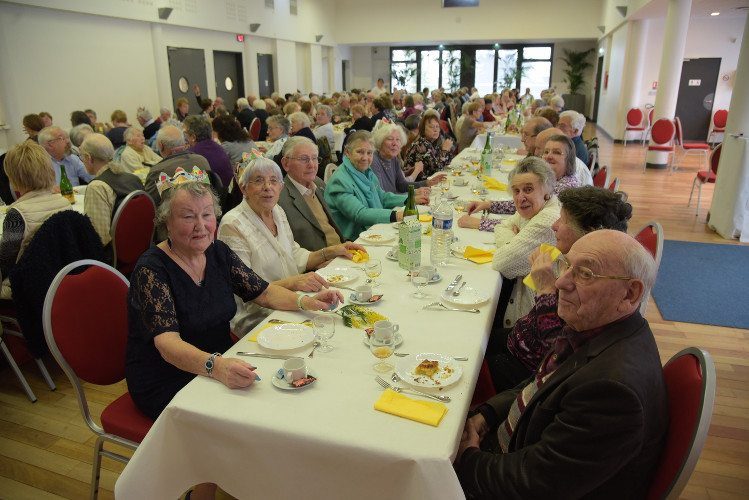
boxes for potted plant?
[560,48,594,114]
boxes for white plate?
[359,231,396,244]
[385,250,398,261]
[257,324,315,351]
[440,286,491,306]
[272,371,316,391]
[316,267,359,286]
[395,353,463,388]
[348,294,383,305]
[362,332,403,348]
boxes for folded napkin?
[351,249,369,263]
[481,176,507,191]
[374,388,448,426]
[502,159,518,165]
[419,215,433,223]
[463,246,495,264]
[522,244,562,291]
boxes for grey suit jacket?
[277,177,345,252]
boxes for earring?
[167,237,172,249]
[544,194,551,201]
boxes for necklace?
[169,245,206,287]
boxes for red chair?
[249,117,261,141]
[647,347,716,500]
[608,177,620,193]
[110,190,155,276]
[688,143,722,216]
[43,260,153,499]
[623,108,645,146]
[707,109,728,145]
[672,117,711,175]
[593,165,610,188]
[643,119,675,172]
[634,221,663,315]
[471,359,496,406]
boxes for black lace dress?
[126,240,268,419]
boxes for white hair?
[560,110,585,133]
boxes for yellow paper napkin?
[463,246,495,264]
[351,249,369,263]
[481,176,507,190]
[502,159,518,165]
[522,243,562,291]
[419,215,433,223]
[374,389,448,426]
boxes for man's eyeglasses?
[248,178,281,188]
[552,255,633,286]
[287,156,319,164]
[49,136,67,143]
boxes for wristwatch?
[205,352,222,376]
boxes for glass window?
[497,49,519,89]
[391,63,417,93]
[523,46,551,60]
[392,50,416,62]
[475,50,495,95]
[521,61,551,99]
[421,51,440,93]
[444,49,461,92]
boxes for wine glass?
[454,200,466,214]
[312,314,335,352]
[471,181,482,197]
[411,269,428,298]
[370,334,395,372]
[364,259,382,286]
[441,179,451,193]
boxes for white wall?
[275,39,298,95]
[552,41,599,116]
[351,47,373,91]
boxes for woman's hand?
[411,161,424,179]
[441,138,454,152]
[427,173,447,186]
[257,145,267,153]
[528,249,557,295]
[303,289,345,311]
[331,241,367,260]
[416,186,431,196]
[415,194,430,205]
[458,214,481,229]
[286,272,329,292]
[466,200,491,216]
[213,357,259,389]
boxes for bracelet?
[297,294,306,311]
[321,247,327,261]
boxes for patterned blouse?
[506,293,565,370]
[403,136,454,179]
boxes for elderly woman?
[313,104,335,152]
[455,101,488,153]
[184,115,233,187]
[127,173,343,420]
[492,157,561,328]
[175,97,189,122]
[106,110,129,149]
[401,95,418,120]
[371,123,446,194]
[403,111,454,179]
[459,134,579,231]
[288,111,318,143]
[218,156,364,335]
[0,142,71,299]
[325,131,428,241]
[371,94,399,123]
[120,127,161,173]
[259,115,290,159]
[212,115,256,165]
[487,186,633,391]
[345,104,374,133]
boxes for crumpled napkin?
[419,215,433,223]
[463,246,495,264]
[374,388,448,426]
[481,176,507,190]
[522,244,562,291]
[351,249,369,263]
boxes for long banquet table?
[114,157,519,500]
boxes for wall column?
[151,23,173,110]
[646,0,692,169]
[618,20,646,138]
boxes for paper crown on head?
[234,148,264,181]
[156,166,211,196]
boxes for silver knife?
[445,274,463,292]
[236,352,301,360]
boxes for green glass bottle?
[59,165,75,204]
[480,132,493,175]
[403,185,418,221]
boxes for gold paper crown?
[234,148,264,181]
[156,166,211,196]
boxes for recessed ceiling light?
[711,11,720,16]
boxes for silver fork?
[375,376,451,402]
[423,302,480,313]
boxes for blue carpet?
[651,240,749,329]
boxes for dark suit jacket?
[277,177,344,252]
[254,109,269,141]
[237,108,257,130]
[143,121,161,140]
[458,312,668,499]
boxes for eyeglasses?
[248,177,281,188]
[49,136,67,143]
[287,155,319,164]
[552,255,633,286]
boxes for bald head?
[534,127,563,156]
[156,126,186,157]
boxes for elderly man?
[79,134,144,248]
[120,127,161,173]
[559,110,590,165]
[38,126,95,186]
[313,105,336,153]
[332,95,351,124]
[277,137,345,251]
[184,115,232,187]
[519,117,552,156]
[235,98,257,130]
[145,126,215,205]
[136,108,160,140]
[457,230,667,499]
[535,127,593,186]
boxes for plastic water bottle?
[430,200,454,267]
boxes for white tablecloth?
[115,203,509,498]
[470,132,523,150]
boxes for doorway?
[214,51,244,110]
[592,55,604,123]
[257,54,274,96]
[167,47,207,115]
[342,60,350,91]
[674,58,721,142]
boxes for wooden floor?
[0,126,747,499]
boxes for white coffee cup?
[281,357,307,384]
[418,265,437,281]
[374,320,399,340]
[354,285,372,301]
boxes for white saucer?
[385,250,398,261]
[348,294,383,305]
[272,372,316,391]
[363,332,403,348]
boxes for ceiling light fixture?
[711,12,720,16]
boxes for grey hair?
[266,115,290,135]
[237,97,250,110]
[159,107,171,115]
[544,134,577,177]
[183,115,212,142]
[373,123,407,150]
[252,99,266,110]
[316,104,332,117]
[560,110,586,133]
[156,127,186,150]
[37,126,61,148]
[79,133,115,163]
[155,181,221,231]
[123,126,142,143]
[136,108,152,122]
[69,123,94,147]
[282,136,316,157]
[344,130,375,154]
[623,235,658,302]
[238,156,284,188]
[288,111,310,128]
[551,95,565,108]
[508,156,556,195]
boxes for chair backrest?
[673,117,683,146]
[651,119,675,146]
[647,347,716,500]
[608,177,620,193]
[710,143,722,174]
[648,108,655,127]
[592,165,609,188]
[249,117,261,141]
[588,149,597,171]
[324,162,338,183]
[110,190,155,275]
[713,109,728,128]
[43,260,130,433]
[626,108,644,127]
[634,221,664,270]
